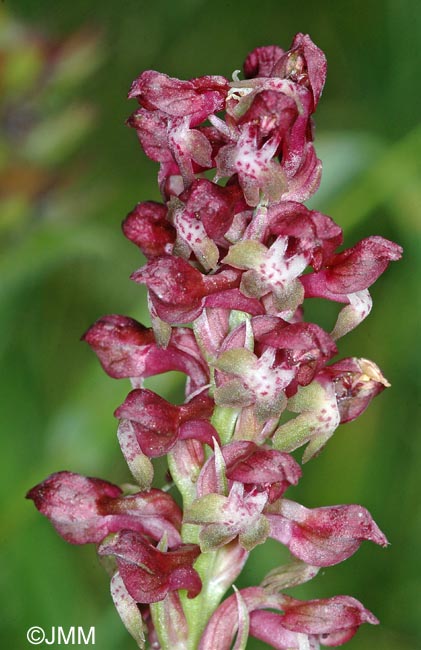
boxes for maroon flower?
[267,201,343,271]
[272,32,327,108]
[122,201,175,258]
[257,320,338,396]
[281,142,322,204]
[82,314,208,394]
[114,388,218,457]
[128,108,215,191]
[199,586,285,650]
[301,236,403,299]
[178,178,245,248]
[243,46,285,78]
[217,34,326,208]
[249,611,319,649]
[279,594,379,646]
[131,255,213,303]
[267,499,388,566]
[128,70,229,125]
[127,71,229,190]
[199,587,378,649]
[167,116,214,186]
[238,90,297,146]
[98,530,202,603]
[26,472,182,546]
[197,441,301,504]
[127,108,174,164]
[131,255,245,323]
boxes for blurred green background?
[1,1,419,648]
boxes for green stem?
[151,332,244,647]
[149,600,171,650]
[153,404,240,648]
[179,549,222,649]
[211,404,239,446]
[179,402,241,647]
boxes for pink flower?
[177,178,245,248]
[301,236,403,298]
[267,499,388,566]
[185,481,271,552]
[214,344,295,420]
[212,317,336,418]
[199,587,378,649]
[128,70,229,124]
[26,471,182,546]
[216,122,287,207]
[114,388,218,457]
[223,235,308,313]
[122,201,175,258]
[257,320,338,396]
[266,201,343,270]
[82,314,208,394]
[98,530,202,603]
[279,594,379,646]
[196,440,301,503]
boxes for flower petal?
[115,389,180,457]
[99,530,201,603]
[83,314,208,394]
[302,236,403,296]
[122,201,175,258]
[243,46,285,78]
[129,70,228,124]
[279,594,379,637]
[268,499,388,566]
[27,472,182,546]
